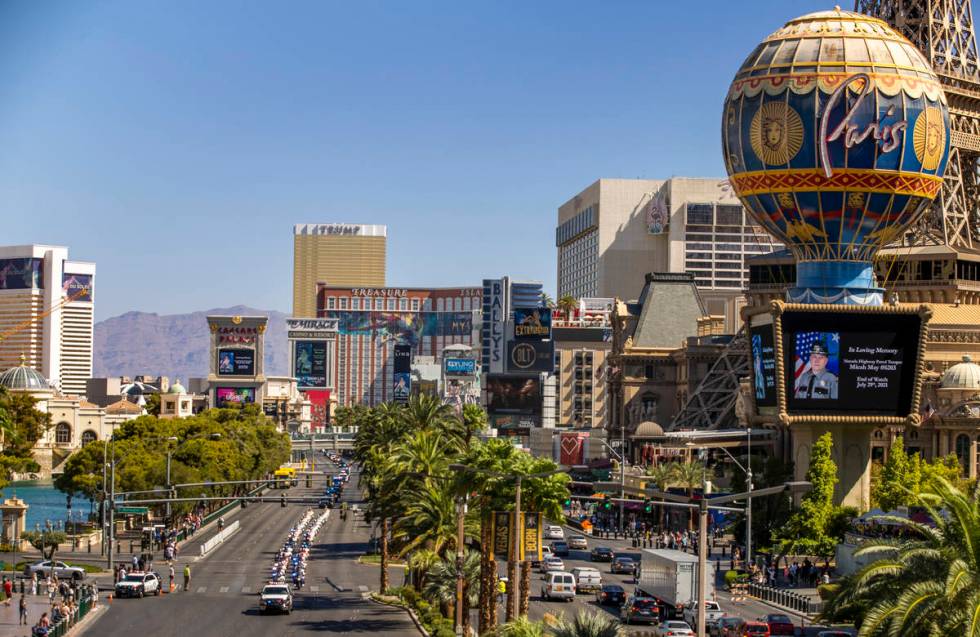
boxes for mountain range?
[93,305,290,383]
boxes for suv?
[550,541,570,556]
[620,595,660,625]
[114,571,161,598]
[760,614,795,636]
[590,546,614,562]
[259,583,293,614]
[24,560,86,581]
[540,571,575,601]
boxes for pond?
[3,481,93,531]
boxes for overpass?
[290,432,355,454]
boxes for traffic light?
[644,500,653,513]
[603,501,612,510]
[563,497,572,507]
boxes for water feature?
[3,481,92,531]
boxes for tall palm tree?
[549,610,626,637]
[458,403,488,449]
[392,480,478,557]
[402,393,454,431]
[671,460,704,531]
[423,550,481,634]
[645,462,677,530]
[540,293,555,309]
[821,477,980,636]
[556,295,578,319]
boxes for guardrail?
[199,520,241,556]
[45,584,98,637]
[748,581,823,615]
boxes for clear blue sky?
[0,0,831,320]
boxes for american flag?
[795,331,839,381]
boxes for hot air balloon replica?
[722,8,950,305]
[727,8,951,509]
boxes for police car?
[259,583,293,614]
[114,571,161,598]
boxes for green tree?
[872,437,921,511]
[422,550,481,634]
[495,616,546,637]
[671,460,705,531]
[143,393,161,417]
[556,295,578,318]
[821,478,980,636]
[21,530,67,561]
[549,610,626,637]
[777,432,839,558]
[728,454,795,552]
[0,389,51,483]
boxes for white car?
[259,583,293,614]
[540,556,565,574]
[24,560,86,581]
[540,571,576,601]
[544,525,565,540]
[569,566,601,593]
[114,571,161,598]
[567,535,588,550]
[657,620,695,636]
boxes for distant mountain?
[93,305,290,383]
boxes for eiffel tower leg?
[940,147,973,249]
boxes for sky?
[0,0,834,320]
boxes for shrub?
[400,586,419,607]
[817,583,840,601]
[724,570,741,588]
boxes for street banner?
[520,512,543,562]
[491,511,511,559]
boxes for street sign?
[116,506,149,515]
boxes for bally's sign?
[286,318,338,340]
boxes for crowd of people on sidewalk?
[10,572,99,636]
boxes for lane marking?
[310,585,320,592]
[358,585,368,592]
[196,586,207,593]
[219,586,230,593]
[241,586,251,593]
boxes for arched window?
[55,423,72,445]
[955,434,971,472]
[81,430,97,446]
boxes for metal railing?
[43,585,98,637]
[747,581,823,615]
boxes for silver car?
[567,536,588,550]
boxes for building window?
[412,299,420,311]
[339,298,348,309]
[686,203,713,225]
[399,298,408,311]
[81,430,97,446]
[55,423,71,445]
[956,434,971,472]
[327,297,336,309]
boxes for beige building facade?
[556,178,781,331]
[292,224,386,317]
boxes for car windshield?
[603,585,624,592]
[665,621,688,628]
[122,575,144,582]
[768,615,792,622]
[616,558,633,563]
[263,586,290,595]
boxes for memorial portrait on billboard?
[793,332,839,400]
[219,351,235,375]
[753,334,765,400]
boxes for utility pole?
[454,496,467,637]
[697,464,708,637]
[508,476,522,622]
[745,427,753,568]
[107,442,116,573]
[620,419,626,534]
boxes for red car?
[741,623,771,637]
[760,614,795,636]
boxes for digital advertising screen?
[445,358,476,375]
[0,258,43,290]
[750,324,777,407]
[393,344,412,374]
[506,340,554,373]
[393,372,411,403]
[294,341,327,388]
[215,386,255,406]
[513,308,552,339]
[62,273,93,302]
[780,309,924,417]
[217,348,255,376]
[486,375,542,414]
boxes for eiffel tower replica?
[671,1,980,432]
[859,0,980,251]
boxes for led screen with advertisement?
[507,340,554,373]
[325,311,473,346]
[393,344,412,374]
[62,273,93,302]
[393,372,411,403]
[294,341,327,388]
[215,387,255,406]
[0,258,43,290]
[513,308,552,339]
[486,375,541,414]
[750,323,777,407]
[217,349,255,376]
[444,358,476,375]
[306,389,330,430]
[771,306,928,419]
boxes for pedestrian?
[31,572,37,596]
[183,564,191,592]
[169,565,175,591]
[496,577,506,605]
[1,576,9,605]
[18,594,27,625]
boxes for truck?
[682,600,724,629]
[636,549,716,619]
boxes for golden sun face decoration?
[913,106,946,171]
[750,101,804,166]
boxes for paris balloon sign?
[722,10,950,306]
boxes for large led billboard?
[294,341,328,388]
[215,386,255,406]
[445,358,476,375]
[747,303,930,422]
[486,375,541,415]
[513,308,552,339]
[0,258,43,290]
[217,349,255,376]
[62,273,93,302]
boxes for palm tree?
[422,550,481,634]
[496,616,546,637]
[671,460,704,531]
[458,403,488,449]
[821,477,980,636]
[392,480,478,557]
[556,295,578,319]
[540,292,555,309]
[549,610,626,637]
[402,394,454,431]
[407,547,441,590]
[645,462,677,531]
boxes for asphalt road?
[514,525,856,636]
[80,465,419,637]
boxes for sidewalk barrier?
[747,581,824,615]
[199,520,241,556]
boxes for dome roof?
[0,362,49,392]
[940,355,980,390]
[632,421,664,439]
[169,379,186,394]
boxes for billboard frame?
[743,301,932,427]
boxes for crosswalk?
[173,584,365,595]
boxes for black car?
[620,595,659,625]
[595,584,626,606]
[590,547,614,562]
[610,557,635,574]
[318,498,330,509]
[550,541,569,557]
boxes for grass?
[357,554,407,568]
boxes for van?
[570,567,602,594]
[541,571,576,601]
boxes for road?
[81,465,419,637]
[515,525,856,636]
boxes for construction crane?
[0,286,91,344]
